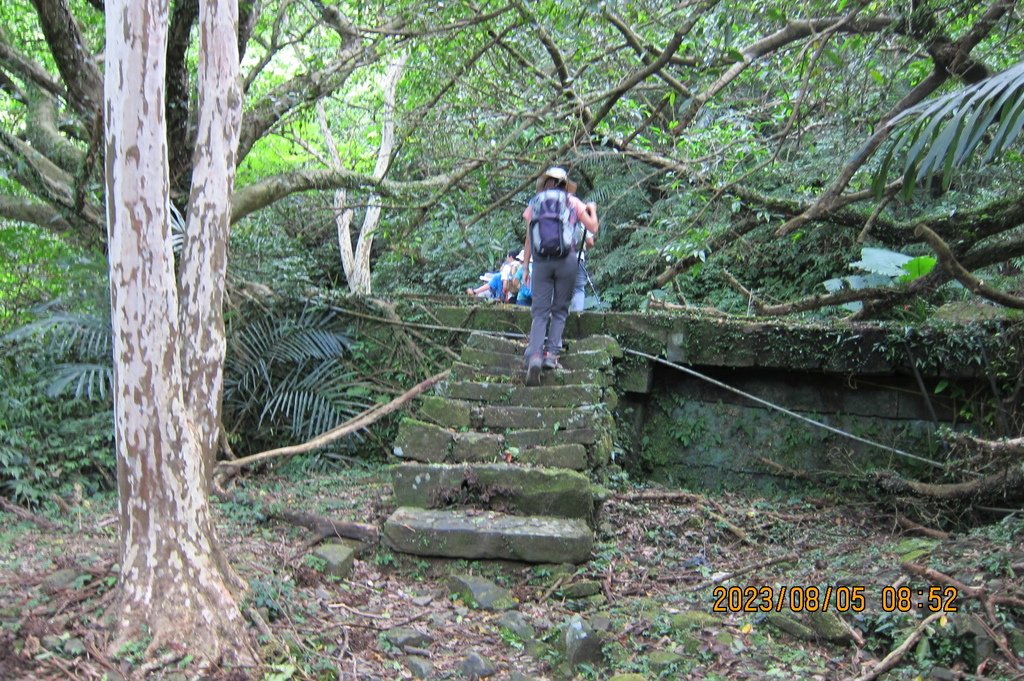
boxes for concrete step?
[442,380,604,408]
[383,507,593,564]
[391,462,598,522]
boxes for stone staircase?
[382,332,621,564]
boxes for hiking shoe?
[525,354,543,386]
[542,353,561,370]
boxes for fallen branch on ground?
[845,612,942,681]
[0,497,61,531]
[902,561,1024,621]
[214,369,449,485]
[895,514,951,540]
[274,509,379,545]
[873,465,1024,502]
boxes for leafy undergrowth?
[1,465,1022,680]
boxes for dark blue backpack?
[529,188,578,258]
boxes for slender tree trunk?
[104,0,253,666]
[322,54,406,295]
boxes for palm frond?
[258,366,373,442]
[5,311,112,361]
[223,309,368,446]
[875,60,1024,197]
[46,363,113,402]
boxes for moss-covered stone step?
[391,462,598,522]
[442,381,604,408]
[393,418,503,463]
[515,443,589,470]
[462,346,613,373]
[450,361,609,386]
[503,426,601,450]
[415,395,607,432]
[463,331,622,360]
[382,507,594,564]
[476,404,604,431]
[465,332,523,355]
[393,419,596,470]
[566,335,623,357]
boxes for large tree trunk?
[103,0,253,667]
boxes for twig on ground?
[328,601,394,619]
[708,510,754,545]
[684,552,800,592]
[614,490,725,514]
[539,574,571,604]
[274,509,379,545]
[895,514,950,540]
[845,612,942,681]
[0,497,61,531]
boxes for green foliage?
[0,330,114,505]
[875,60,1024,197]
[822,247,939,313]
[0,225,102,334]
[229,204,329,295]
[222,304,376,454]
[246,575,295,623]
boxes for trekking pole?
[580,262,600,299]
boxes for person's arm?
[570,195,599,236]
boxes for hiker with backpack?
[521,167,599,386]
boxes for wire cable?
[623,347,947,469]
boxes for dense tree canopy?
[2,0,1021,321]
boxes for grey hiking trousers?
[525,254,578,360]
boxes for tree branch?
[916,224,1024,309]
[0,26,67,102]
[26,0,102,120]
[776,0,1015,236]
[214,370,449,481]
[237,5,372,162]
[674,14,896,135]
[0,194,72,233]
[230,168,455,224]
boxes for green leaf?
[899,256,937,282]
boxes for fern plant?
[222,306,375,451]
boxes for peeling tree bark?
[104,0,253,666]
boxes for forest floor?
[1,464,1023,681]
